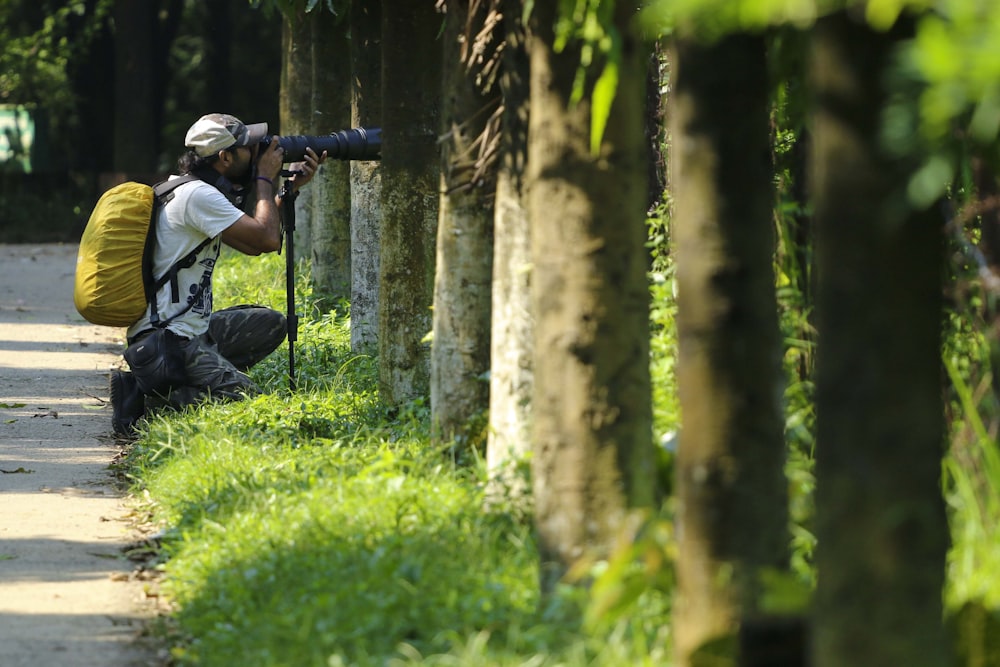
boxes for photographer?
[110,113,326,435]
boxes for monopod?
[279,174,300,391]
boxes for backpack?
[74,176,211,328]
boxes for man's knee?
[208,305,286,371]
[211,305,285,343]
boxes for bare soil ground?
[0,244,161,667]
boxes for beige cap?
[185,113,268,157]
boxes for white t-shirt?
[126,176,244,340]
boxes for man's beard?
[230,161,255,189]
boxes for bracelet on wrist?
[255,176,273,186]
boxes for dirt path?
[0,244,160,667]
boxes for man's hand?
[257,136,285,182]
[287,147,327,191]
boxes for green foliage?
[0,0,111,109]
[942,352,1000,607]
[552,0,622,155]
[640,0,936,38]
[939,226,1000,613]
[641,0,1000,213]
[573,512,674,639]
[770,85,818,589]
[911,2,1000,144]
[641,0,823,39]
[0,0,112,156]
[647,204,681,452]
[649,272,680,446]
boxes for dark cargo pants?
[137,305,286,411]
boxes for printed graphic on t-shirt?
[189,254,217,318]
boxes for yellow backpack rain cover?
[74,182,155,327]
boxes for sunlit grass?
[135,422,541,665]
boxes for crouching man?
[111,113,326,435]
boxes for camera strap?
[144,174,221,328]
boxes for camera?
[260,127,381,163]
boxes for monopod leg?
[280,181,299,391]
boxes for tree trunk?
[810,12,950,667]
[309,8,352,304]
[70,6,115,172]
[430,0,498,446]
[527,1,654,592]
[669,34,788,667]
[280,6,315,255]
[228,3,281,138]
[487,0,532,497]
[350,0,382,355]
[202,0,233,114]
[378,2,442,405]
[113,0,159,174]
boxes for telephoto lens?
[261,127,381,163]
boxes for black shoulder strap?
[142,175,210,328]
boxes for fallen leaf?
[0,467,34,474]
[0,403,26,409]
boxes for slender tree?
[70,3,116,172]
[349,0,382,355]
[669,32,788,666]
[810,11,950,667]
[113,0,180,174]
[430,0,501,445]
[280,3,315,253]
[486,0,532,495]
[309,6,352,304]
[202,0,234,114]
[378,1,442,405]
[527,1,654,591]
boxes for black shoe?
[111,370,145,436]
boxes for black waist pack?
[124,328,188,397]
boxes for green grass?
[123,249,673,667]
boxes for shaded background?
[0,0,282,242]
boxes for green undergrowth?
[123,250,672,666]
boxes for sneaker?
[110,370,145,436]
